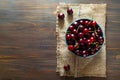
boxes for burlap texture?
[56,4,106,77]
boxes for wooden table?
[0,0,119,80]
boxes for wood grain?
[0,0,119,80]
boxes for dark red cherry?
[82,50,88,55]
[67,64,70,70]
[78,32,84,38]
[92,21,96,26]
[64,64,70,71]
[79,38,84,45]
[67,8,73,15]
[97,29,102,35]
[92,33,96,37]
[90,37,94,42]
[83,28,89,34]
[86,39,91,46]
[68,45,74,51]
[88,27,92,31]
[79,20,84,24]
[98,36,103,40]
[71,34,75,39]
[66,34,71,40]
[79,25,84,31]
[58,13,65,19]
[73,29,77,34]
[87,39,91,43]
[73,21,78,27]
[84,21,89,26]
[69,25,74,31]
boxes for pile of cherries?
[66,19,104,57]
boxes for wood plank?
[0,0,119,80]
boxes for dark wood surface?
[0,0,119,80]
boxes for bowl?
[65,19,104,58]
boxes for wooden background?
[0,0,119,80]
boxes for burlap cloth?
[56,4,106,78]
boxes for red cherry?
[92,33,96,37]
[58,13,65,19]
[73,21,78,27]
[73,29,77,34]
[90,37,94,42]
[92,21,96,26]
[64,64,70,71]
[82,50,88,54]
[78,32,84,38]
[83,28,89,34]
[79,38,84,45]
[97,29,102,34]
[79,20,84,24]
[64,66,67,71]
[69,25,74,31]
[88,27,92,31]
[87,39,91,43]
[99,39,104,44]
[71,34,75,39]
[79,25,84,31]
[98,36,103,40]
[86,39,91,46]
[68,45,74,51]
[83,37,87,41]
[67,64,70,70]
[84,21,89,26]
[66,34,71,40]
[67,8,73,15]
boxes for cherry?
[67,8,73,15]
[73,21,78,27]
[68,45,74,51]
[88,27,92,31]
[90,37,94,42]
[64,64,70,71]
[85,33,91,39]
[99,40,104,45]
[79,38,84,45]
[79,25,84,31]
[71,34,75,39]
[97,29,102,35]
[83,28,89,34]
[92,33,96,37]
[82,50,88,55]
[66,34,71,40]
[73,29,77,34]
[75,50,80,55]
[98,36,103,40]
[83,37,87,41]
[86,39,91,46]
[92,21,96,26]
[87,39,91,43]
[58,13,64,19]
[69,25,74,31]
[79,20,84,24]
[78,32,84,38]
[84,21,89,26]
